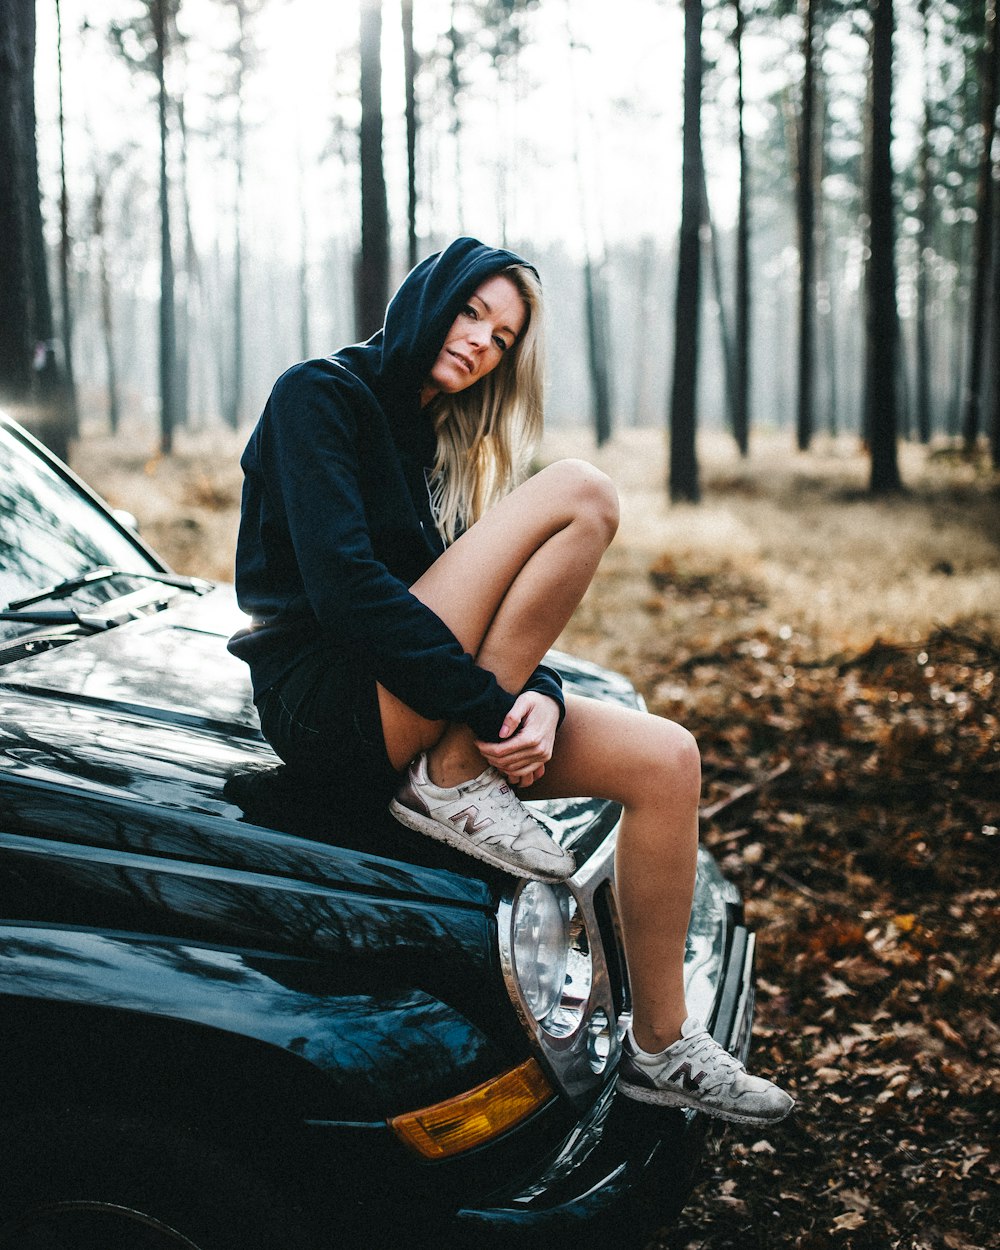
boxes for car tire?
[0,1202,203,1250]
[0,1108,328,1250]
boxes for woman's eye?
[462,304,477,318]
[493,336,509,352]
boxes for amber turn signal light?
[387,1057,554,1160]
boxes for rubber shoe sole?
[617,1073,795,1125]
[389,796,575,883]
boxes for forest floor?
[73,423,999,1250]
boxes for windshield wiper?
[3,566,212,613]
[0,608,121,633]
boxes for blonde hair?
[426,264,544,545]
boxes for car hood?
[0,585,629,892]
[0,585,262,739]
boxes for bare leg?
[377,457,698,1046]
[377,458,619,781]
[523,694,701,1052]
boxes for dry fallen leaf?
[960,1146,991,1176]
[813,1066,842,1085]
[933,1017,966,1048]
[821,974,856,1000]
[833,1211,867,1231]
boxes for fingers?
[479,740,537,775]
[487,726,548,766]
[478,691,560,786]
[499,763,545,788]
[493,759,546,786]
[517,763,546,787]
[498,693,532,741]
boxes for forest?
[1,0,999,1247]
[1,0,997,483]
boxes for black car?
[0,414,757,1250]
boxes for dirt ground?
[73,423,1000,1250]
[72,422,1000,646]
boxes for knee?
[617,717,701,822]
[651,720,701,802]
[543,458,620,543]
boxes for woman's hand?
[476,691,560,788]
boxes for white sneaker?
[618,1017,795,1125]
[389,753,576,882]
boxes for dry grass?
[542,428,1000,677]
[73,426,246,583]
[73,423,1000,675]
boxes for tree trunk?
[821,230,840,438]
[177,96,197,430]
[912,0,934,443]
[226,2,248,430]
[0,0,69,459]
[91,173,121,434]
[702,165,737,440]
[816,80,840,439]
[357,0,390,339]
[22,0,59,430]
[583,257,612,446]
[961,0,998,452]
[298,152,311,359]
[211,231,228,422]
[630,239,655,426]
[669,0,704,503]
[564,8,613,448]
[991,146,1000,469]
[401,0,418,270]
[733,0,750,457]
[448,1,464,234]
[796,0,817,452]
[947,219,968,437]
[866,0,903,493]
[228,103,244,429]
[152,0,177,455]
[55,0,78,437]
[0,0,34,398]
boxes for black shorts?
[255,650,404,808]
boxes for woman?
[230,237,793,1127]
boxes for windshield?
[0,422,160,611]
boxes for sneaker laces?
[473,772,550,846]
[465,770,507,800]
[679,1027,746,1080]
[460,767,525,814]
[469,768,514,801]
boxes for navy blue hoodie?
[228,237,562,742]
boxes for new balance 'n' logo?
[669,1062,707,1092]
[449,805,494,835]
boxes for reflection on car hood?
[0,584,260,736]
[0,584,633,878]
[0,584,640,742]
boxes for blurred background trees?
[2,0,998,489]
[0,0,71,459]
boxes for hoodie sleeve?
[524,665,566,725]
[254,362,518,741]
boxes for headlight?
[512,882,568,1021]
[511,882,595,1037]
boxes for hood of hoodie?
[335,237,536,424]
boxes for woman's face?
[420,274,527,405]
